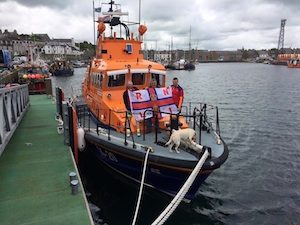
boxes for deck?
[0,95,93,225]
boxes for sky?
[0,0,300,50]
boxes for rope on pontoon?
[131,147,152,225]
[151,149,209,225]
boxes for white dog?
[165,128,197,153]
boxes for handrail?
[124,111,136,148]
[142,109,158,141]
[72,99,221,146]
[215,106,220,136]
[0,84,29,156]
[154,114,159,144]
[108,109,111,140]
[124,111,128,146]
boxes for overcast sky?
[0,0,299,50]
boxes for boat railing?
[76,105,138,149]
[141,109,200,144]
[75,101,221,148]
[183,102,221,135]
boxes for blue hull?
[87,142,212,201]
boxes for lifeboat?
[79,0,228,201]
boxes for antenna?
[189,25,191,52]
[171,36,173,63]
[139,0,141,26]
[109,0,113,12]
[277,19,286,52]
[93,0,96,53]
[189,25,192,61]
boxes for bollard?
[69,171,77,183]
[70,179,79,195]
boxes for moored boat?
[287,58,300,68]
[77,0,228,202]
[167,59,195,71]
[184,61,196,70]
[72,60,86,68]
[174,59,186,70]
[50,59,74,76]
[18,65,50,94]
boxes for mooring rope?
[151,149,209,225]
[131,147,152,225]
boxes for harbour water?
[53,63,300,225]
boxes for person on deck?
[144,79,159,133]
[147,79,159,112]
[171,77,184,112]
[123,81,138,111]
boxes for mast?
[93,0,96,53]
[171,36,173,63]
[138,0,141,40]
[189,25,191,61]
[108,0,113,11]
[109,0,113,37]
[139,0,141,26]
[101,0,129,38]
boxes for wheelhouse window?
[126,43,133,54]
[91,72,103,88]
[132,73,145,85]
[108,74,125,87]
[151,73,164,87]
[97,73,103,87]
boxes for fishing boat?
[18,65,50,94]
[168,59,195,71]
[78,0,228,202]
[72,60,86,68]
[17,47,51,94]
[50,59,74,76]
[167,26,195,71]
[174,59,186,70]
[184,61,196,70]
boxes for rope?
[151,150,209,225]
[131,147,152,225]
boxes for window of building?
[132,73,145,85]
[108,74,125,87]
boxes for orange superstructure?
[277,54,300,68]
[82,11,180,134]
[277,54,300,62]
